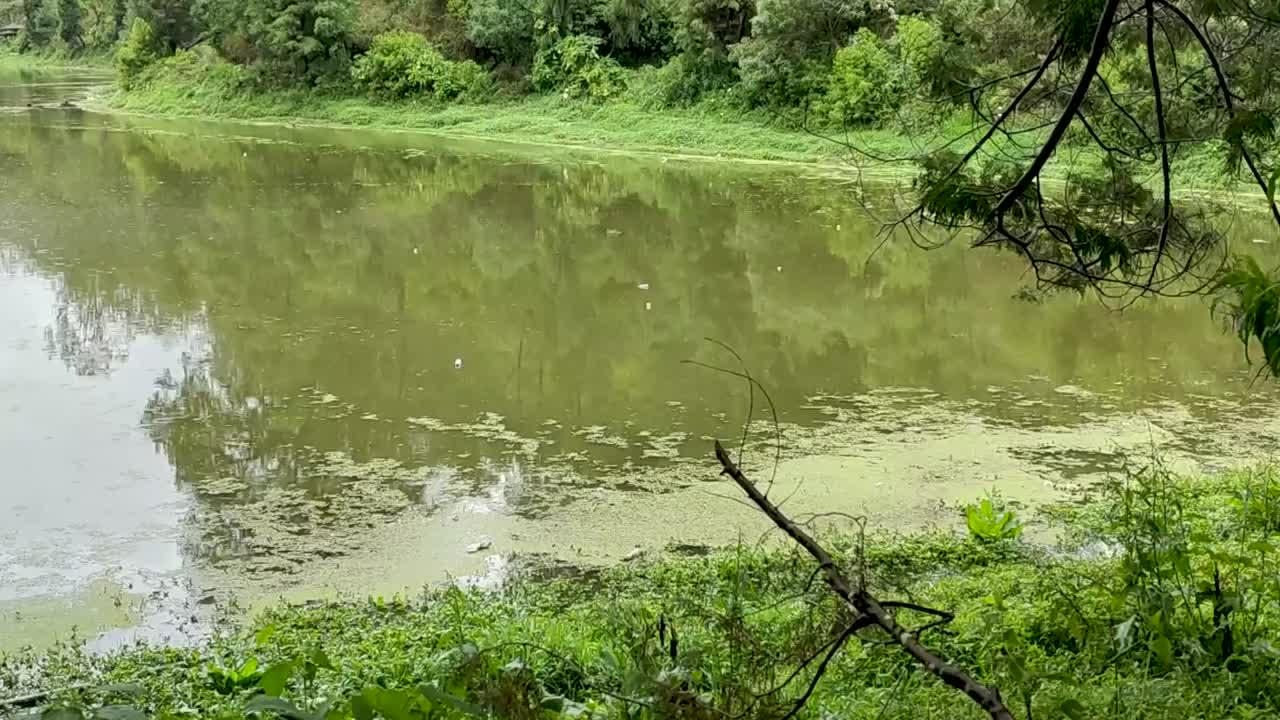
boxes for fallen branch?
[714,440,1015,720]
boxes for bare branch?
[714,440,1015,720]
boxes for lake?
[2,67,1279,650]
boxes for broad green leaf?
[245,695,308,719]
[258,661,298,697]
[1005,654,1031,685]
[255,625,278,647]
[310,647,335,671]
[419,684,484,718]
[1152,634,1173,665]
[359,688,425,720]
[1058,699,1087,719]
[41,709,85,720]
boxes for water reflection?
[2,76,1280,645]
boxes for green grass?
[0,45,114,71]
[107,57,1263,203]
[5,464,1280,720]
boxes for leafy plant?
[965,495,1024,542]
[531,33,625,100]
[822,27,899,126]
[352,30,492,100]
[116,18,160,89]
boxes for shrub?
[116,17,159,89]
[19,0,59,50]
[352,30,492,100]
[242,0,358,86]
[597,0,676,66]
[57,0,81,48]
[465,0,536,66]
[731,0,891,108]
[895,14,945,87]
[824,27,899,126]
[531,33,626,100]
[128,0,200,54]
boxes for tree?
[19,0,57,49]
[257,0,357,84]
[731,0,892,107]
[129,0,200,52]
[111,0,126,41]
[58,0,81,47]
[842,0,1280,378]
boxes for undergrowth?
[3,464,1280,719]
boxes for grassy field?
[4,464,1280,719]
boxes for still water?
[2,68,1279,649]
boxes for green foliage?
[352,31,491,100]
[670,0,752,91]
[10,467,1280,720]
[823,27,898,126]
[464,0,535,66]
[596,0,674,66]
[115,17,158,88]
[242,0,358,85]
[894,14,943,86]
[532,33,625,100]
[128,0,199,53]
[1214,255,1280,378]
[965,495,1025,542]
[19,0,58,49]
[731,0,887,108]
[56,0,80,48]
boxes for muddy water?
[2,69,1279,650]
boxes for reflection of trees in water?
[42,279,138,376]
[4,119,1277,512]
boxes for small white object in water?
[638,282,650,290]
[466,539,493,554]
[454,358,464,369]
[644,301,652,311]
[776,266,783,272]
[413,247,419,254]
[623,547,644,562]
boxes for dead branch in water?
[713,440,1015,720]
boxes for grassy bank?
[105,57,1253,198]
[5,463,1280,719]
[108,73,917,166]
[0,46,114,71]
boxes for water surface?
[2,68,1279,649]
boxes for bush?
[352,30,492,100]
[823,27,899,126]
[116,17,159,89]
[531,33,626,100]
[465,0,536,66]
[731,0,891,108]
[128,0,200,54]
[242,0,358,86]
[19,0,59,50]
[895,14,945,87]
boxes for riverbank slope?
[3,465,1280,720]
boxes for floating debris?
[466,539,493,554]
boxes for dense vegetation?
[5,465,1280,719]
